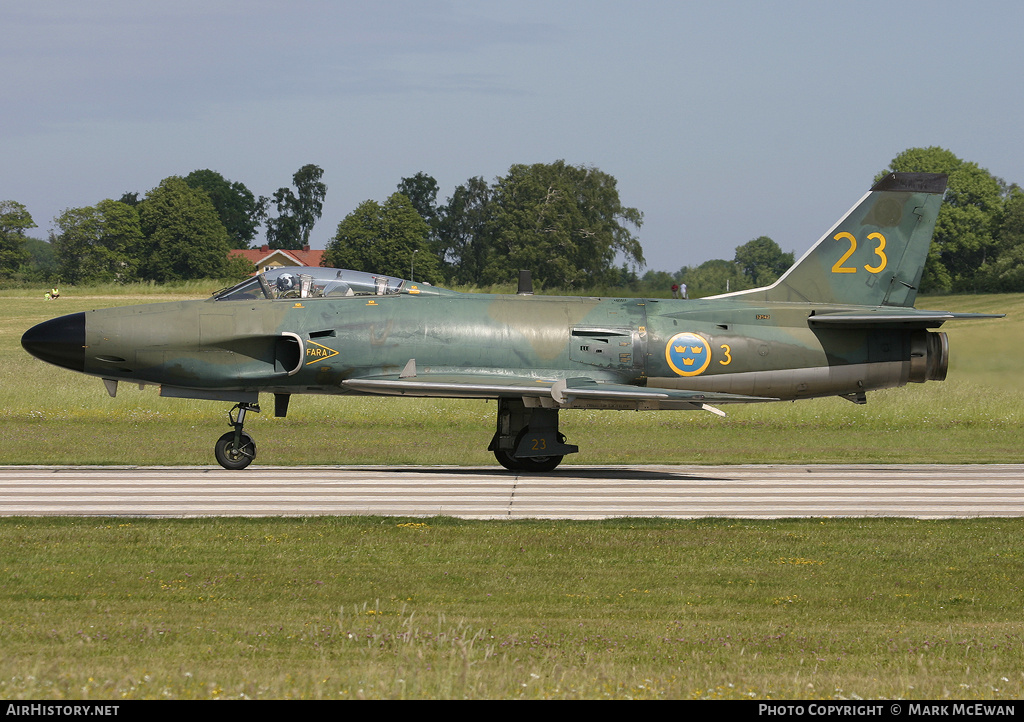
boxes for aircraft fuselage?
[62,292,945,406]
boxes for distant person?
[671,284,679,299]
[51,286,60,300]
[680,283,688,299]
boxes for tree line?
[1,148,1021,295]
[324,162,645,288]
[0,165,327,285]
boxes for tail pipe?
[909,330,948,383]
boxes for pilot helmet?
[276,273,295,291]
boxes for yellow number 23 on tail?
[831,232,887,274]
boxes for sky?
[3,0,1022,275]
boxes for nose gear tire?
[215,431,257,470]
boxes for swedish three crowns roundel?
[665,332,711,376]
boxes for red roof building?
[229,245,325,273]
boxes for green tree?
[479,161,644,288]
[52,200,144,284]
[734,236,794,287]
[397,172,440,226]
[23,237,58,281]
[265,187,302,250]
[266,164,327,250]
[222,252,261,282]
[184,170,266,249]
[879,146,962,176]
[638,269,679,296]
[976,186,1024,291]
[137,177,233,281]
[435,176,494,284]
[679,258,752,298]
[323,193,442,284]
[292,164,327,247]
[0,201,35,276]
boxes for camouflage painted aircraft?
[22,172,1001,470]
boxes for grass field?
[0,287,1021,700]
[2,516,1024,700]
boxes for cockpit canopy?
[213,266,452,302]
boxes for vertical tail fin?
[721,172,947,307]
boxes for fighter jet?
[22,172,1001,470]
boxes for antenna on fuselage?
[517,270,533,295]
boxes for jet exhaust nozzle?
[909,330,948,383]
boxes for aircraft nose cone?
[21,312,86,372]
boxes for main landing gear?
[214,402,259,470]
[488,398,578,473]
[212,396,576,473]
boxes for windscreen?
[214,267,409,301]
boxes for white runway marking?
[2,465,1023,519]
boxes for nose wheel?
[215,402,259,470]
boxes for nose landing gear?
[214,402,260,470]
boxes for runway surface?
[2,464,1023,519]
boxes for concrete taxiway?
[1,464,1023,519]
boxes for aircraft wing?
[342,368,774,410]
[809,309,1004,328]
